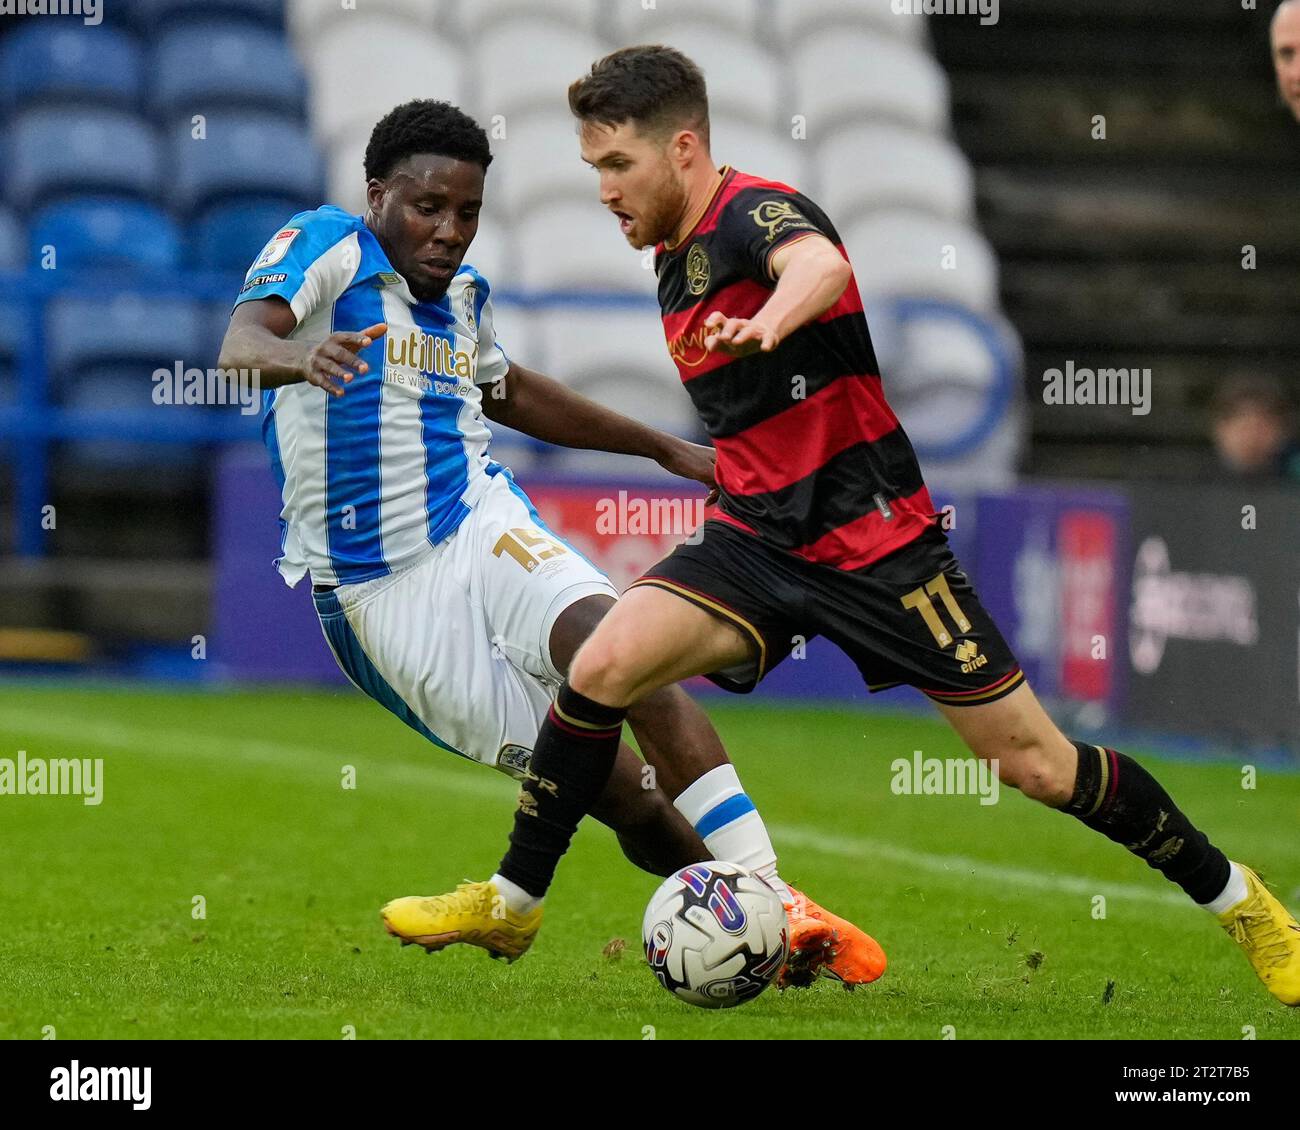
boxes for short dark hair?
[568,45,709,144]
[364,99,493,181]
[1212,374,1293,420]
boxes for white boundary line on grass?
[2,709,1188,909]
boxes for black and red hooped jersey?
[655,167,937,572]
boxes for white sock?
[490,873,542,915]
[1200,862,1250,916]
[673,765,792,904]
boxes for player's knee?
[568,631,642,705]
[994,740,1074,806]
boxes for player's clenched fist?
[703,311,779,357]
[301,322,387,396]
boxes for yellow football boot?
[382,880,542,963]
[1217,865,1300,1006]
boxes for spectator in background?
[1273,0,1300,120]
[1211,375,1300,483]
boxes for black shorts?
[631,520,1024,706]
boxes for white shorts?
[312,468,618,778]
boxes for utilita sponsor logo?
[1129,536,1258,675]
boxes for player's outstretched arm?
[217,297,386,398]
[482,361,717,496]
[704,234,852,357]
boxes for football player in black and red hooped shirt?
[412,46,1300,1004]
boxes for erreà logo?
[955,639,987,674]
[386,330,473,379]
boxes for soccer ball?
[642,861,789,1009]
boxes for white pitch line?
[1,709,1194,909]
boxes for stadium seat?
[456,0,602,36]
[29,197,183,271]
[45,294,206,384]
[816,124,975,225]
[0,208,23,270]
[287,0,442,48]
[710,118,810,192]
[168,112,322,217]
[513,201,657,293]
[0,301,24,404]
[866,298,1022,487]
[843,210,1000,312]
[470,20,606,123]
[791,30,950,136]
[325,136,369,214]
[151,21,307,120]
[0,23,144,114]
[58,369,207,475]
[609,0,761,43]
[637,27,783,130]
[489,111,592,219]
[7,108,162,212]
[119,0,285,32]
[528,307,676,399]
[771,0,930,48]
[569,369,699,439]
[191,195,316,272]
[460,209,514,291]
[305,19,463,149]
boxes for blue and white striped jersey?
[234,205,511,587]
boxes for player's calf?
[590,744,709,877]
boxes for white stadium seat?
[816,124,974,225]
[844,210,999,312]
[460,206,514,289]
[455,0,604,38]
[488,110,594,220]
[528,306,671,384]
[608,0,762,43]
[469,20,608,124]
[326,135,367,213]
[306,19,464,149]
[709,117,810,192]
[791,29,949,136]
[772,0,930,48]
[287,0,443,50]
[513,201,657,293]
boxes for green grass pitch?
[0,683,1297,1040]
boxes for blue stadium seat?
[29,197,182,271]
[45,294,205,385]
[59,367,206,472]
[0,23,144,114]
[151,21,306,120]
[169,112,322,217]
[117,0,284,32]
[191,195,310,272]
[7,108,162,212]
[0,207,23,270]
[0,301,24,405]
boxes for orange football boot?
[785,886,887,989]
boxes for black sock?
[1064,741,1230,904]
[498,682,626,898]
